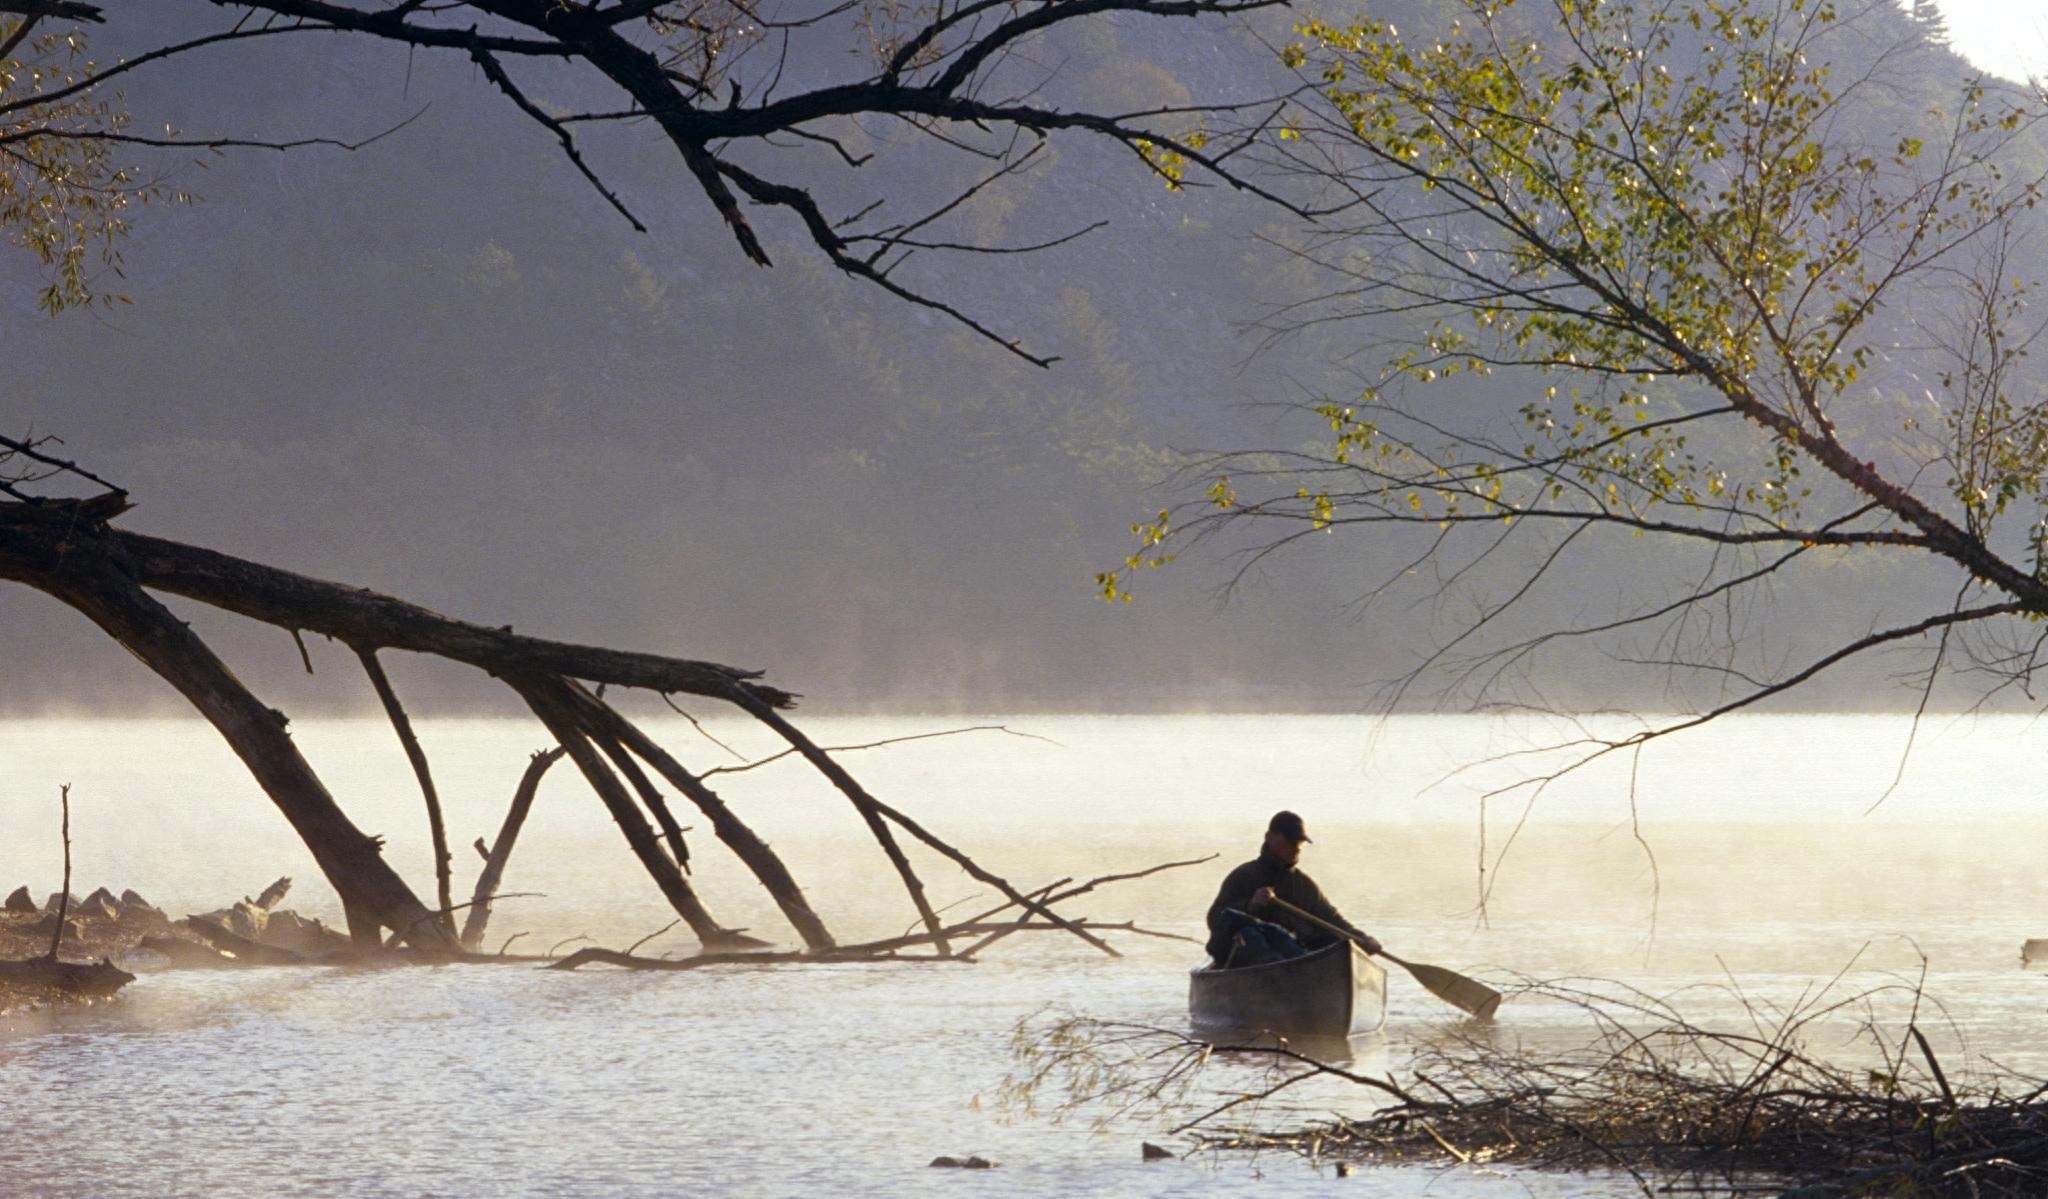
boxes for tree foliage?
[1109,0,2048,737]
[0,16,166,313]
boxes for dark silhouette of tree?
[0,0,1306,362]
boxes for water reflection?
[5,714,2048,1197]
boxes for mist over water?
[6,1,2042,1190]
[1,714,2044,1195]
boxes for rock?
[3,887,34,914]
[82,887,119,910]
[199,901,268,940]
[927,1156,996,1169]
[1141,1142,1173,1161]
[25,912,83,941]
[1335,1162,1354,1177]
[77,895,120,922]
[261,910,350,956]
[117,892,169,927]
[43,893,81,914]
[116,903,172,931]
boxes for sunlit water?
[2,713,2046,1196]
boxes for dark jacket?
[1204,850,1364,962]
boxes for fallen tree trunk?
[549,946,958,971]
[94,519,795,706]
[0,489,1166,969]
[548,915,1196,972]
[565,686,836,951]
[548,856,1209,971]
[0,505,453,950]
[726,690,950,955]
[137,934,241,969]
[515,673,750,949]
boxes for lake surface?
[2,713,2045,1196]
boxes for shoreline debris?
[1008,971,2048,1197]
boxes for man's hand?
[1357,933,1384,956]
[1249,886,1274,911]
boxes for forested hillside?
[7,0,2030,714]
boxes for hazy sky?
[1937,0,2048,80]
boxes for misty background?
[5,0,2034,716]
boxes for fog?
[3,711,2037,970]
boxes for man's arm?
[1302,875,1382,955]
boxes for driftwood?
[182,916,310,966]
[566,688,835,951]
[0,957,132,999]
[0,470,1171,970]
[548,857,1211,972]
[136,934,240,969]
[546,922,1176,973]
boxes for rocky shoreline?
[0,877,351,1011]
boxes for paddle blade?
[1393,956,1501,1020]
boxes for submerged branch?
[546,919,1182,972]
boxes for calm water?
[2,713,2046,1196]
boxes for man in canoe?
[1205,810,1382,968]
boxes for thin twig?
[46,783,70,961]
[700,723,1058,777]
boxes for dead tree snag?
[0,503,453,949]
[728,690,949,955]
[564,684,835,951]
[0,471,1164,966]
[513,672,744,948]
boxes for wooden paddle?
[1267,896,1502,1020]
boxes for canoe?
[1188,940,1388,1037]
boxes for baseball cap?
[1267,810,1311,843]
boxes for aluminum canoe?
[1188,939,1388,1038]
